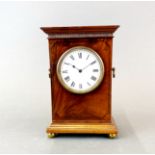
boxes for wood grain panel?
[48,38,112,123]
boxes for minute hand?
[82,60,96,71]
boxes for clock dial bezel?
[56,46,105,94]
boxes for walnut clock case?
[41,25,119,138]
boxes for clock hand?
[72,65,81,71]
[82,60,96,71]
[64,62,81,72]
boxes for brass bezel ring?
[56,46,105,94]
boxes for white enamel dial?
[57,46,104,94]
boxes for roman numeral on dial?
[70,55,75,60]
[64,76,70,82]
[71,81,75,87]
[86,54,89,60]
[93,69,99,72]
[87,82,91,86]
[64,62,70,65]
[79,84,82,89]
[90,76,97,81]
[78,53,82,59]
[62,70,68,73]
[90,60,96,65]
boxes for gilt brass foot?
[109,133,117,138]
[48,133,55,138]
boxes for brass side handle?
[112,67,116,78]
[48,67,51,78]
[48,64,54,78]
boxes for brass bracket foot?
[109,133,117,138]
[47,133,55,138]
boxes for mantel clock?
[41,25,119,138]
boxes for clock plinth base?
[46,118,118,137]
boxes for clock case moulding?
[41,25,119,138]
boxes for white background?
[0,1,155,153]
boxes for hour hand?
[72,65,80,71]
[64,62,80,71]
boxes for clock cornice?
[41,25,119,39]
